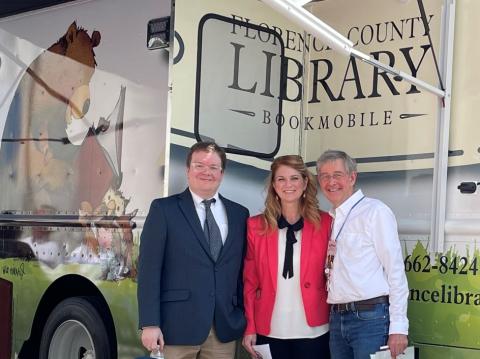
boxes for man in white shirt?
[317,150,408,359]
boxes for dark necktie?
[277,215,304,279]
[202,198,223,261]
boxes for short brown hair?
[186,142,227,170]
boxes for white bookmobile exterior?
[0,0,479,358]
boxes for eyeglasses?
[318,172,347,182]
[191,162,222,173]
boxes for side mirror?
[147,17,170,50]
[457,182,479,194]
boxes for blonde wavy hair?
[262,155,321,232]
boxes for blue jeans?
[329,303,389,359]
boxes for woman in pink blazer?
[243,155,331,359]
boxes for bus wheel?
[39,296,112,359]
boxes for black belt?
[331,295,389,312]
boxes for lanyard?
[332,195,365,242]
[325,195,366,290]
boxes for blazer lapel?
[177,189,212,259]
[300,219,313,283]
[267,228,279,290]
[216,195,236,263]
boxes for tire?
[39,296,114,359]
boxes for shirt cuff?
[389,320,409,335]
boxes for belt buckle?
[335,303,351,312]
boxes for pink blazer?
[243,212,332,336]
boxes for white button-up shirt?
[190,189,228,243]
[270,229,329,339]
[328,189,409,335]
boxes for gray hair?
[316,150,357,174]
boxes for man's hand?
[242,334,258,358]
[141,326,165,352]
[387,334,408,358]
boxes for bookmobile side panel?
[307,1,480,357]
[0,0,170,357]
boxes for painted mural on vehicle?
[0,22,138,281]
[0,0,169,357]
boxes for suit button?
[210,292,215,297]
[304,282,311,288]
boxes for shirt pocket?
[339,232,368,259]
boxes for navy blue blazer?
[137,189,249,345]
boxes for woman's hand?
[242,333,258,358]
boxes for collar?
[329,189,364,218]
[189,188,220,207]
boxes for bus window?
[194,14,284,158]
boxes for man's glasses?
[191,162,222,173]
[318,172,347,183]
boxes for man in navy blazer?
[137,142,249,359]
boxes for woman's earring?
[276,195,280,201]
[302,192,306,198]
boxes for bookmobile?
[1,0,478,358]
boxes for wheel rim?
[48,320,96,359]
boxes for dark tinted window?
[0,1,74,18]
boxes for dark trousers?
[256,332,330,359]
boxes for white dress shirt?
[270,228,329,339]
[328,189,409,335]
[190,189,228,243]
